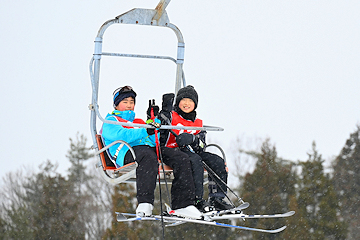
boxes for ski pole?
[150,100,168,240]
[202,161,244,205]
[150,102,171,203]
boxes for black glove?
[176,133,195,147]
[158,110,171,125]
[146,127,155,136]
[147,100,159,119]
[190,135,201,152]
[162,93,175,112]
[146,120,160,136]
[191,131,206,153]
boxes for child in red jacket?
[159,85,232,212]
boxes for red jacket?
[165,111,203,148]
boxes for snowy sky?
[1,1,359,181]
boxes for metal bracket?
[153,0,171,22]
[115,8,170,26]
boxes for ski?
[164,210,295,227]
[204,202,250,217]
[210,211,295,221]
[116,213,287,233]
[118,210,295,221]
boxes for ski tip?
[286,211,296,217]
[165,221,185,227]
[164,203,172,213]
[116,213,128,222]
[272,225,287,233]
[241,202,250,209]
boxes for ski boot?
[169,205,203,219]
[209,197,233,211]
[195,199,215,213]
[136,203,153,217]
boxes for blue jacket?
[102,110,157,167]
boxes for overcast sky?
[1,1,359,181]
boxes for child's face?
[116,97,135,111]
[178,98,195,113]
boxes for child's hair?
[175,85,198,109]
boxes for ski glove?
[162,93,175,112]
[176,133,195,147]
[146,105,159,119]
[158,110,171,125]
[146,128,155,136]
[158,93,175,125]
[145,119,161,136]
[190,131,206,153]
[190,135,202,153]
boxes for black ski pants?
[182,149,228,199]
[124,146,195,210]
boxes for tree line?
[0,126,359,239]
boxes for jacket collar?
[111,110,135,122]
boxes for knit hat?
[175,85,198,110]
[113,86,137,108]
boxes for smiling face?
[178,98,195,113]
[115,97,135,111]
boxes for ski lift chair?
[90,1,224,185]
[94,134,137,184]
[94,132,227,185]
[95,134,176,185]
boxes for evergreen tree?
[102,183,165,239]
[25,161,85,239]
[85,166,114,239]
[0,161,85,239]
[332,126,360,239]
[239,139,297,239]
[66,133,94,238]
[297,142,346,239]
[66,133,113,239]
[67,132,93,195]
[0,216,5,240]
[0,169,32,239]
[0,134,111,239]
[282,195,310,240]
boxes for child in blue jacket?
[102,85,202,219]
